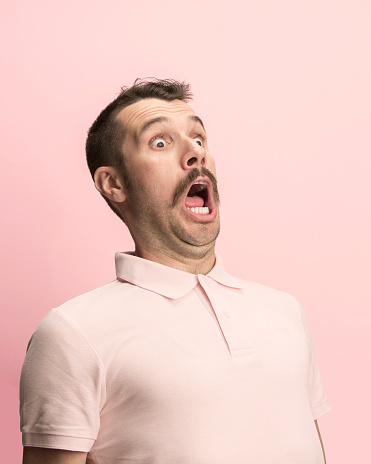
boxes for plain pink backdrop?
[1,0,370,461]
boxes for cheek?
[128,160,161,186]
[139,168,177,198]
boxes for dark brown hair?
[86,78,192,220]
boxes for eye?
[150,136,167,149]
[194,136,204,146]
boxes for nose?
[181,138,206,170]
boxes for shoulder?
[26,279,134,351]
[57,278,132,313]
[49,278,136,327]
[222,275,303,327]
[235,276,300,307]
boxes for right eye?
[150,136,168,149]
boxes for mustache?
[172,167,220,208]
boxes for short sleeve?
[19,309,106,452]
[297,303,331,420]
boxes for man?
[20,79,330,463]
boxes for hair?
[85,78,193,221]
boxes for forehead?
[116,98,199,135]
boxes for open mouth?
[184,180,213,216]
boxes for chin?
[180,225,220,249]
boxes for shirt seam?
[193,285,232,354]
[50,309,107,411]
[311,399,330,410]
[193,285,215,316]
[23,432,96,440]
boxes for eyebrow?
[136,115,206,143]
[137,116,169,142]
[191,115,205,130]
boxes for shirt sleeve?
[297,302,331,420]
[19,309,106,452]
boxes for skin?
[23,98,326,463]
[315,419,327,463]
[23,423,326,464]
[94,98,220,275]
[22,447,87,463]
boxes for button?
[223,308,231,318]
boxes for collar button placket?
[197,275,234,355]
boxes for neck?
[134,244,216,275]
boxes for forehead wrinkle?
[120,99,193,126]
[117,99,204,147]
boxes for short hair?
[85,78,193,220]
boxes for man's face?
[115,98,220,260]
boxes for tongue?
[185,195,204,208]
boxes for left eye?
[150,137,167,148]
[194,137,203,146]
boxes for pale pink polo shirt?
[20,252,330,463]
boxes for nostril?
[187,157,197,166]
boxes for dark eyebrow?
[136,116,169,143]
[136,114,206,143]
[190,115,205,130]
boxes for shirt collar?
[115,252,244,299]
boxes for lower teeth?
[187,207,210,214]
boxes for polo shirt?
[20,252,330,463]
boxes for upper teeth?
[192,181,207,191]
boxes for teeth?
[192,181,207,191]
[187,207,210,214]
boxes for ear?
[94,166,127,203]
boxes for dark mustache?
[172,167,220,207]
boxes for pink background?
[1,0,370,461]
